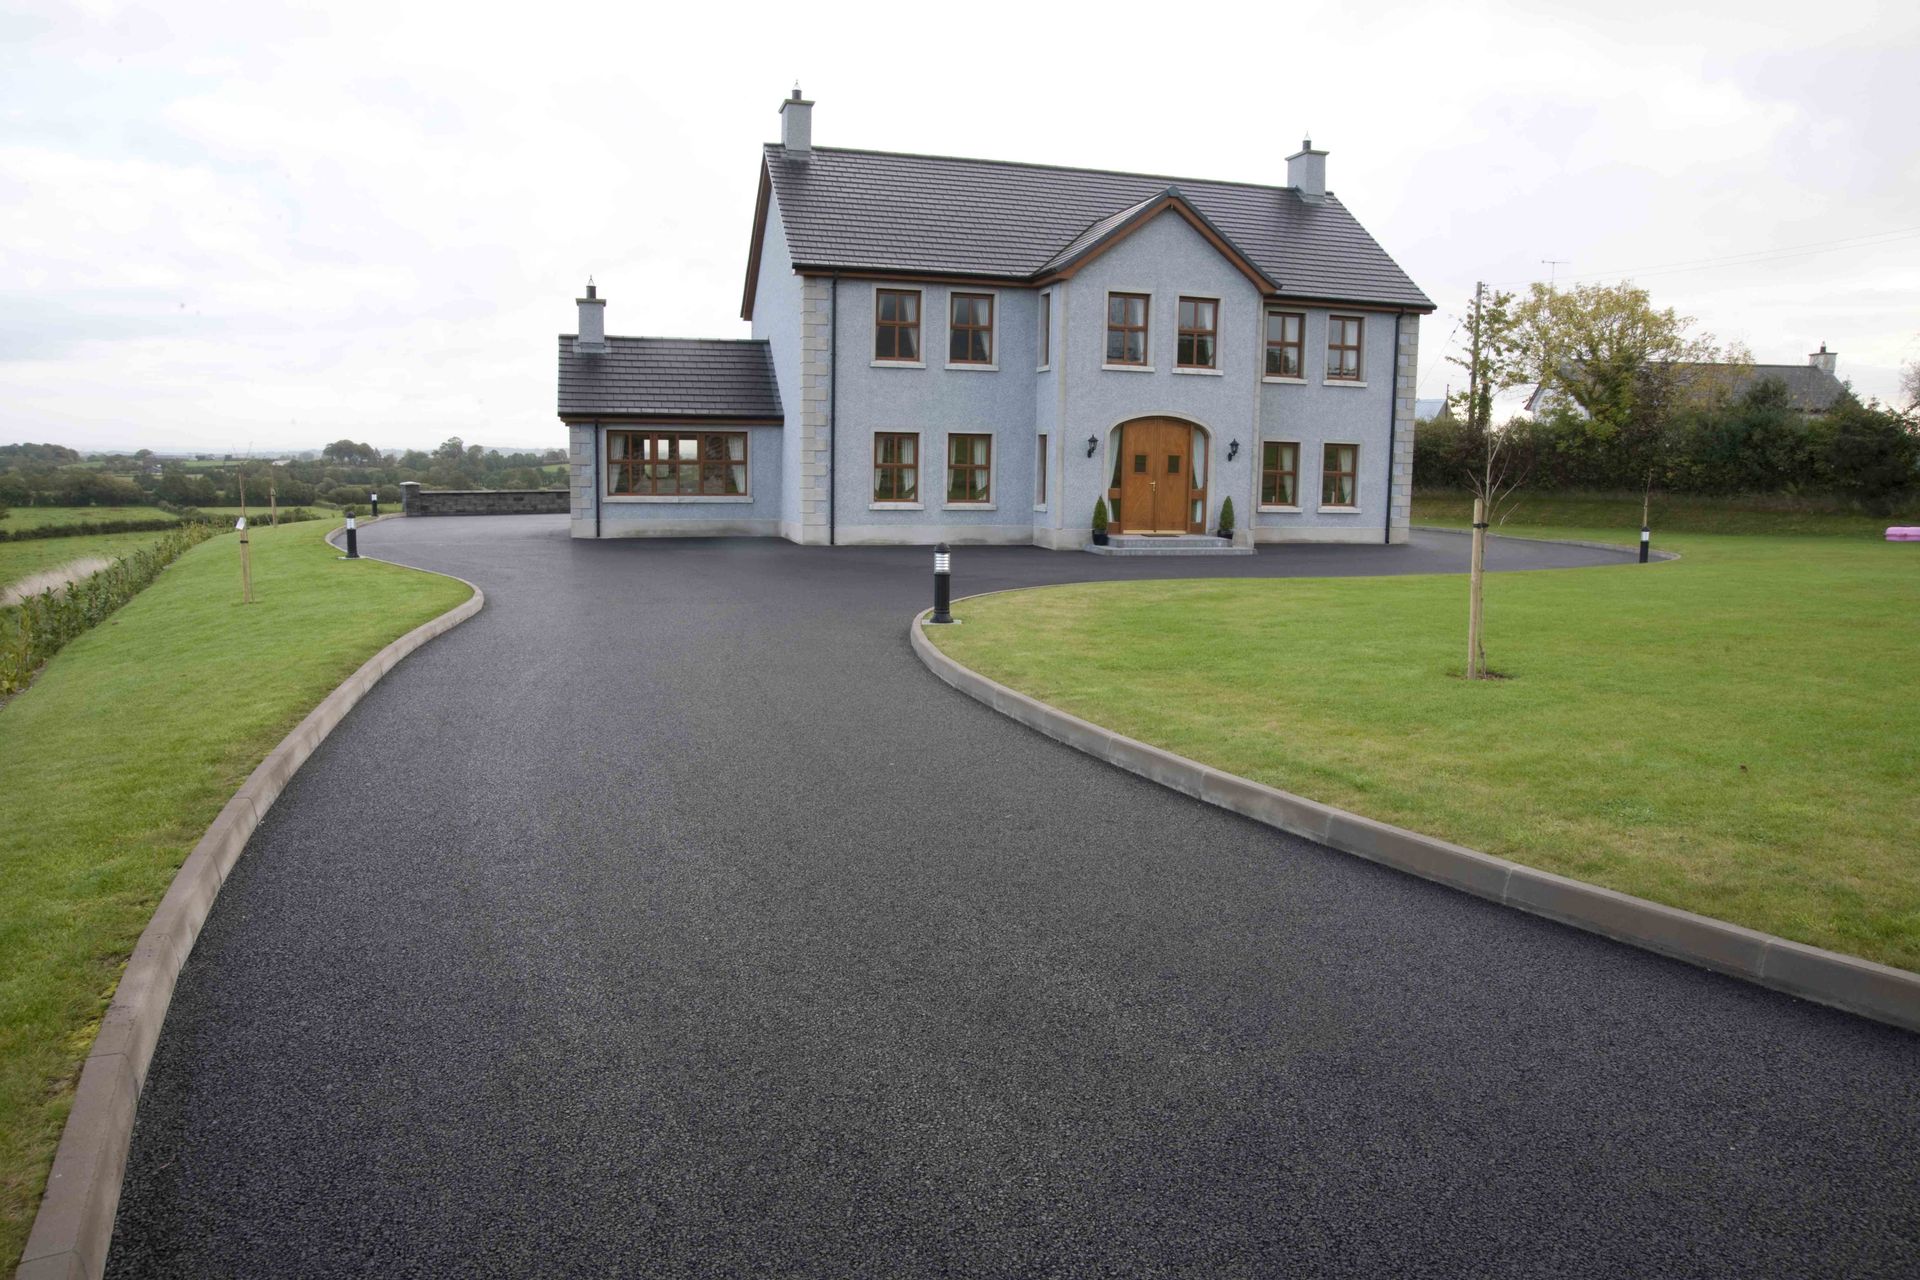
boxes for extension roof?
[743,144,1433,319]
[555,337,783,422]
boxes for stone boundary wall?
[398,483,568,517]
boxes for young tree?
[1447,284,1531,679]
[1902,357,1920,412]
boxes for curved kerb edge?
[908,607,1919,1038]
[1409,524,1681,562]
[16,537,483,1280]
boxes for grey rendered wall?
[1053,210,1264,550]
[570,423,783,537]
[830,277,1042,545]
[1254,308,1410,544]
[750,198,805,542]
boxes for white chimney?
[1287,138,1327,203]
[575,280,606,354]
[1809,342,1837,376]
[780,86,813,155]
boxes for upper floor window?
[950,293,994,365]
[875,289,922,362]
[947,433,992,504]
[1261,441,1299,506]
[1177,297,1218,369]
[1037,291,1051,368]
[607,430,747,497]
[1322,443,1359,507]
[1265,310,1305,378]
[1327,315,1364,381]
[1106,292,1149,366]
[873,432,919,502]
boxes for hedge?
[0,517,186,543]
[0,523,220,695]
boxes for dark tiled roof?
[1679,363,1848,413]
[763,145,1432,310]
[556,337,783,420]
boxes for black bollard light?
[370,491,380,518]
[930,542,953,624]
[1639,524,1651,564]
[344,513,360,560]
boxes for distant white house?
[1526,345,1848,417]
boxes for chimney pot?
[575,281,607,355]
[1287,139,1328,203]
[780,86,813,155]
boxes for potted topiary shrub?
[1091,497,1110,546]
[1217,496,1235,541]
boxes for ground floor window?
[1035,434,1048,506]
[947,433,992,503]
[874,432,919,501]
[1322,443,1358,507]
[608,430,747,496]
[1262,441,1299,505]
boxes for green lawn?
[0,506,176,532]
[0,531,181,594]
[0,519,471,1267]
[1417,489,1911,538]
[927,520,1920,977]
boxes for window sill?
[942,502,998,512]
[1322,379,1369,388]
[1102,363,1154,373]
[1318,505,1362,514]
[1258,505,1303,513]
[944,362,999,372]
[606,494,754,504]
[1173,366,1223,377]
[871,359,926,369]
[1262,375,1307,385]
[1032,504,1048,513]
[869,501,924,511]
[1035,365,1051,374]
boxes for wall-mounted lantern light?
[1228,439,1241,462]
[1085,435,1099,458]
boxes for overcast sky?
[4,0,1916,454]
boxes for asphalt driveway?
[109,519,1920,1278]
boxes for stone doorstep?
[1088,534,1251,556]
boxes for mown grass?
[0,506,176,532]
[1416,489,1910,538]
[0,519,471,1267]
[0,531,182,594]
[928,522,1920,975]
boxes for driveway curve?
[109,518,1920,1278]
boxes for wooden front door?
[1115,419,1201,534]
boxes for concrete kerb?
[1409,524,1682,563]
[16,542,484,1280]
[908,608,1920,1037]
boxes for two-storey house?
[559,90,1433,549]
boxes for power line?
[1488,225,1920,289]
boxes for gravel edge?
[909,610,1919,1037]
[15,533,482,1280]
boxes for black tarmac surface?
[110,519,1920,1278]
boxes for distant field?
[0,531,176,593]
[0,506,175,531]
[1415,490,1906,539]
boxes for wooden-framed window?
[1105,292,1149,365]
[1326,315,1364,380]
[607,430,747,497]
[873,432,919,502]
[1261,441,1299,506]
[1037,291,1051,367]
[1035,434,1048,506]
[1264,310,1305,378]
[875,289,922,362]
[1177,297,1218,368]
[1322,443,1359,507]
[949,293,994,364]
[946,433,992,503]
